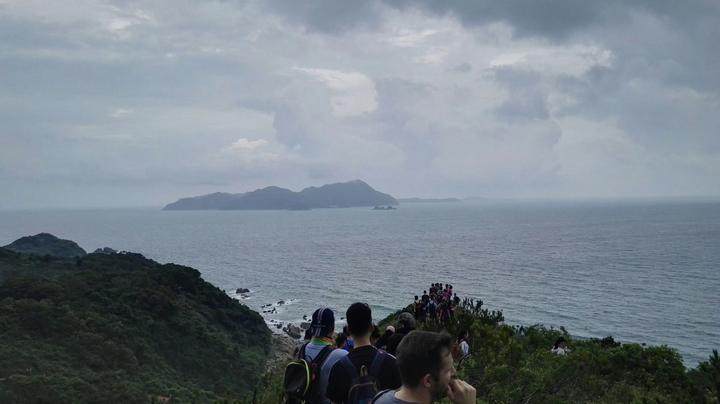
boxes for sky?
[1,0,719,209]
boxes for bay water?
[1,200,718,365]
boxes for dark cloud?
[262,0,385,33]
[1,0,719,208]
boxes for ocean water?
[1,200,718,366]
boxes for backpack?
[283,343,335,404]
[340,349,389,404]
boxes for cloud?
[294,67,378,117]
[0,0,719,208]
[228,138,270,152]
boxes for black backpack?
[339,349,389,404]
[284,343,335,404]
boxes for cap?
[310,307,335,337]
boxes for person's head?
[335,332,347,348]
[346,302,373,337]
[457,330,469,342]
[396,331,455,401]
[397,312,416,331]
[414,295,419,301]
[370,323,381,343]
[309,307,335,338]
[423,290,427,295]
[554,337,567,349]
[385,325,395,335]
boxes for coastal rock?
[236,288,250,294]
[267,334,300,371]
[283,324,302,339]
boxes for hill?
[0,239,271,403]
[3,233,87,258]
[163,180,398,210]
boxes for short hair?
[346,302,372,336]
[396,331,453,388]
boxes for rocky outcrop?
[3,233,87,258]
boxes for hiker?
[551,337,570,355]
[284,308,349,404]
[326,303,401,404]
[371,323,381,345]
[427,300,437,321]
[457,331,470,358]
[386,312,416,356]
[372,331,476,404]
[341,325,355,351]
[335,332,348,350]
[375,325,395,351]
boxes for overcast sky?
[1,0,719,208]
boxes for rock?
[283,324,302,339]
[267,334,301,371]
[93,247,117,255]
[278,300,285,305]
[236,288,250,294]
[303,315,308,320]
[275,323,282,329]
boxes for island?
[163,179,398,211]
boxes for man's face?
[429,350,455,401]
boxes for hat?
[397,312,416,329]
[310,307,335,337]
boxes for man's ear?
[422,374,433,388]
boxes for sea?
[1,200,718,366]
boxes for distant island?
[163,180,398,211]
[397,197,462,203]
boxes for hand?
[447,378,476,404]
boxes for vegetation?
[3,233,87,258]
[1,234,717,403]
[379,298,720,403]
[0,247,270,403]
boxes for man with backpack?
[372,331,476,404]
[326,302,401,404]
[284,307,348,404]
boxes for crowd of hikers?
[412,283,462,324]
[284,283,476,404]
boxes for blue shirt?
[304,340,349,404]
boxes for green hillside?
[0,247,270,403]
